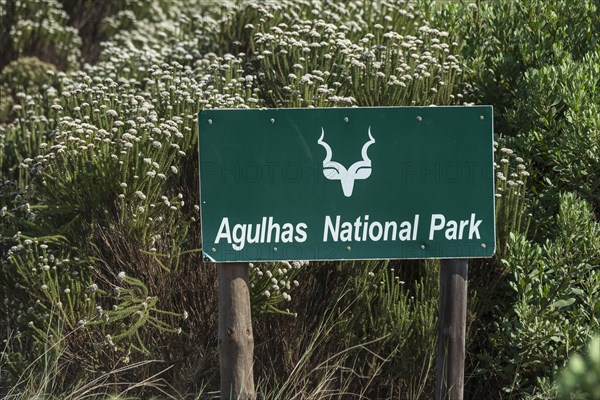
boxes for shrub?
[476,193,600,396]
[4,0,82,71]
[0,233,186,389]
[557,335,600,400]
[433,0,600,224]
[434,0,600,133]
[510,47,600,226]
[431,5,600,396]
[251,11,462,107]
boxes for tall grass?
[254,265,439,400]
[1,321,179,400]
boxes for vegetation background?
[0,0,598,399]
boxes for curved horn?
[361,126,376,162]
[317,127,332,164]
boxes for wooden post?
[435,259,468,400]
[218,262,256,400]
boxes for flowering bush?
[0,237,185,384]
[493,141,531,258]
[3,0,82,71]
[0,0,598,399]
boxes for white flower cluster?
[10,50,263,242]
[493,141,532,252]
[9,0,82,70]
[249,260,308,312]
[494,142,530,199]
[246,1,462,107]
[2,237,96,335]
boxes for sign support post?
[217,262,256,400]
[435,259,468,400]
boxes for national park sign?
[198,106,495,262]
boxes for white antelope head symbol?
[317,126,375,197]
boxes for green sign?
[198,106,495,262]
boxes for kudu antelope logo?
[317,126,376,197]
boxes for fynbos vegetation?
[1,0,598,399]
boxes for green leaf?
[551,298,576,309]
[569,288,584,296]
